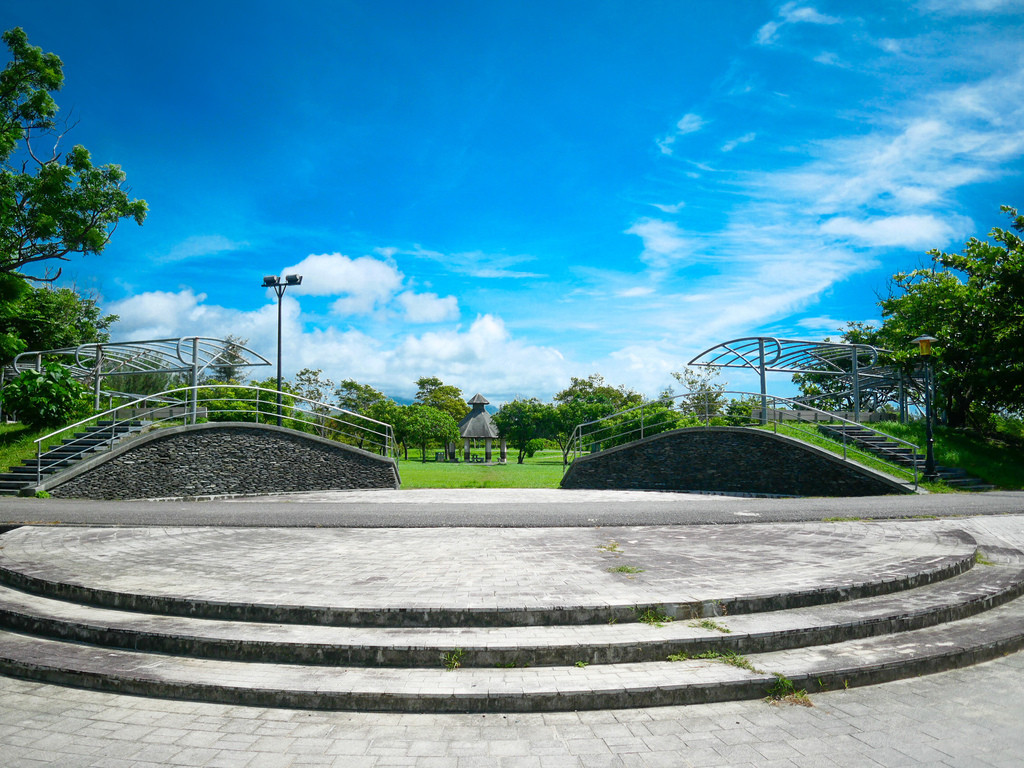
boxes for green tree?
[550,374,641,464]
[401,404,459,462]
[413,376,469,421]
[878,205,1024,428]
[209,335,248,383]
[0,282,117,362]
[493,398,551,464]
[670,365,726,418]
[1,28,146,282]
[293,368,336,437]
[0,360,88,427]
[335,378,386,414]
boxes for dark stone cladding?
[560,426,911,497]
[45,422,399,500]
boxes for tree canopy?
[401,404,460,462]
[413,375,469,421]
[878,205,1024,428]
[335,378,387,414]
[1,27,146,282]
[793,205,1024,430]
[0,280,117,363]
[493,398,552,464]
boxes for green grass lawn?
[397,449,566,488]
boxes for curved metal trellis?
[688,336,894,422]
[3,337,272,418]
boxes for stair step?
[1,563,1020,668]
[3,595,1023,712]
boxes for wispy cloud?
[756,3,842,45]
[162,235,248,263]
[397,246,546,279]
[650,201,685,213]
[657,113,707,155]
[721,132,756,152]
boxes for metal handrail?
[565,390,921,489]
[32,385,397,486]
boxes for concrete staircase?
[818,424,996,491]
[0,421,148,496]
[1,525,1023,712]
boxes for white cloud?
[657,113,707,155]
[820,214,968,247]
[623,219,693,271]
[283,253,403,314]
[651,201,685,213]
[276,252,459,320]
[721,132,756,152]
[106,288,213,339]
[403,246,546,279]
[756,3,842,45]
[617,286,656,298]
[162,235,248,262]
[107,291,568,403]
[397,291,459,323]
[917,0,1024,13]
[675,113,706,135]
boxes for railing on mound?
[565,390,921,489]
[31,385,397,486]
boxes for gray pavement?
[1,488,1022,528]
[1,650,1021,767]
[1,491,1024,765]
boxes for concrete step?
[0,562,1020,668]
[2,594,1023,712]
[0,546,977,628]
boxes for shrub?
[1,362,89,428]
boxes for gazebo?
[457,394,507,463]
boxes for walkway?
[1,652,1021,766]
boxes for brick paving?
[0,511,1023,763]
[0,651,1021,766]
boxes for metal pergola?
[4,337,271,419]
[688,336,910,422]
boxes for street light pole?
[912,335,939,482]
[262,274,303,427]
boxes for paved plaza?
[1,651,1021,767]
[0,490,1022,766]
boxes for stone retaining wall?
[45,423,399,500]
[560,426,910,496]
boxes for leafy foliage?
[401,404,460,462]
[208,335,248,383]
[493,398,552,464]
[670,365,726,417]
[0,360,87,427]
[414,376,469,421]
[878,205,1024,428]
[0,281,117,362]
[335,378,387,414]
[1,28,146,282]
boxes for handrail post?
[36,442,41,486]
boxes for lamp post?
[912,334,939,482]
[262,273,303,427]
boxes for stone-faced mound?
[44,422,399,499]
[560,426,910,497]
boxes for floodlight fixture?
[285,274,302,285]
[262,275,280,287]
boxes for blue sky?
[5,0,1023,402]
